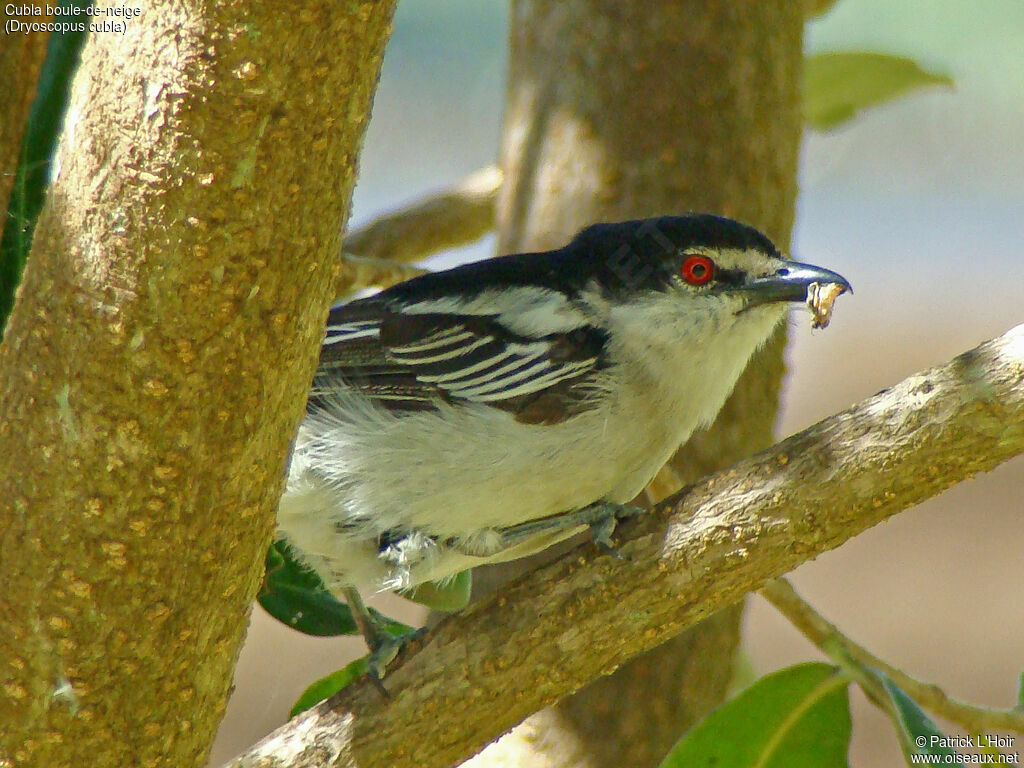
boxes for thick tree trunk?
[0,3,396,766]
[476,1,803,765]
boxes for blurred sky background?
[211,1,1024,764]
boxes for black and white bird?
[277,214,849,657]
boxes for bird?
[276,213,850,668]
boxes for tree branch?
[760,577,1024,734]
[223,323,1024,768]
[334,254,426,299]
[334,166,500,298]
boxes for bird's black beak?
[740,261,852,307]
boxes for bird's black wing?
[311,295,609,425]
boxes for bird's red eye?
[681,255,714,286]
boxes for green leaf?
[1017,672,1024,710]
[290,657,369,717]
[403,570,472,611]
[0,0,92,333]
[658,663,851,768]
[804,51,953,131]
[877,675,958,761]
[258,540,416,639]
[258,540,358,636]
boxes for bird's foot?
[584,501,644,559]
[363,627,427,696]
[343,586,425,694]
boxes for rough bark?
[221,322,1024,768]
[0,3,396,767]
[478,1,804,765]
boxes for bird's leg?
[342,586,390,652]
[342,586,420,689]
[449,501,645,557]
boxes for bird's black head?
[568,214,781,297]
[379,214,847,312]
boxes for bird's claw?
[587,502,644,559]
[364,626,427,695]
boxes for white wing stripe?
[389,335,491,364]
[414,349,518,384]
[447,355,555,398]
[320,305,601,409]
[429,350,548,392]
[390,327,474,353]
[323,323,380,343]
[326,320,378,330]
[466,360,595,401]
[452,361,553,398]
